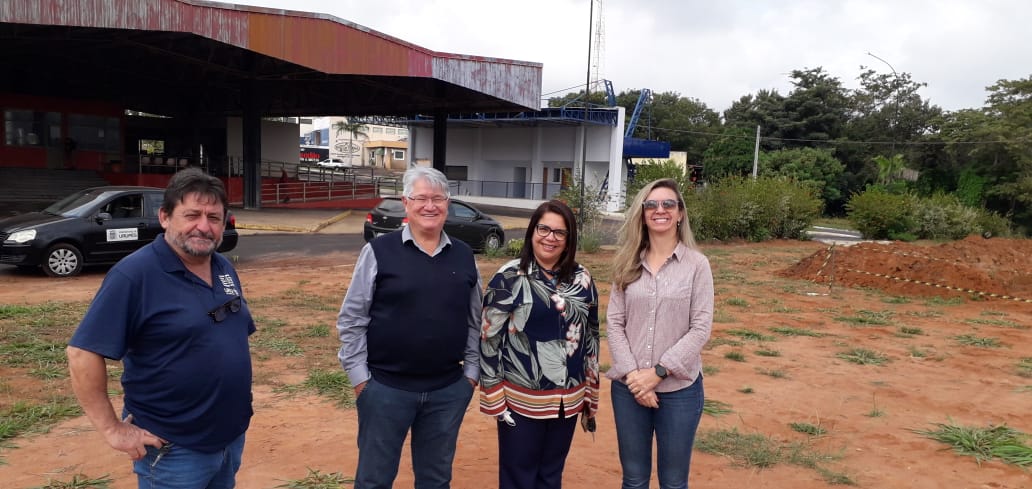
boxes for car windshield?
[42,188,113,217]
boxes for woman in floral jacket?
[480,199,600,489]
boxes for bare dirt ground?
[1,238,1030,488]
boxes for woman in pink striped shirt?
[607,178,714,489]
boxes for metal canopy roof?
[0,0,543,118]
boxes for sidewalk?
[231,206,532,235]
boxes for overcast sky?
[232,0,1032,113]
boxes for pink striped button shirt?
[606,241,714,392]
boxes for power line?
[645,125,1020,146]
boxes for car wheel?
[483,231,502,252]
[44,243,84,277]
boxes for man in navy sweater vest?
[337,166,482,489]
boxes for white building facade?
[409,107,628,212]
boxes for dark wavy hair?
[161,167,228,217]
[518,200,579,284]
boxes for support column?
[432,111,448,173]
[242,81,262,209]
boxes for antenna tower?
[589,0,605,95]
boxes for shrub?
[912,193,981,240]
[845,187,915,240]
[847,187,1014,240]
[504,238,523,257]
[686,176,822,241]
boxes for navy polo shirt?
[69,234,255,453]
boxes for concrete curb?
[236,210,353,233]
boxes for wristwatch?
[654,364,669,379]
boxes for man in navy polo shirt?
[67,168,254,489]
[337,166,482,489]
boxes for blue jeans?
[611,377,704,489]
[132,432,245,489]
[354,376,474,489]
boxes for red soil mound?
[780,236,1032,302]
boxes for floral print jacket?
[479,258,600,422]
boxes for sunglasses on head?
[642,199,680,210]
[208,296,242,323]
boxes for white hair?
[402,166,450,197]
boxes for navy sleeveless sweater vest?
[367,231,478,392]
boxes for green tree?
[759,147,845,204]
[624,159,690,207]
[700,127,755,181]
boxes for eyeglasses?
[534,224,569,241]
[642,199,680,210]
[208,297,242,323]
[406,195,449,206]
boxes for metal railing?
[448,180,565,200]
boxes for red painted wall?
[0,93,124,171]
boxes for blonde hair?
[612,178,697,290]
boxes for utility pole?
[867,52,900,155]
[578,0,594,228]
[752,125,760,179]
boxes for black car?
[0,186,239,277]
[363,197,504,252]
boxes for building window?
[4,110,61,147]
[398,128,408,137]
[371,127,383,133]
[551,168,562,183]
[445,165,468,180]
[385,127,397,135]
[392,149,405,161]
[68,114,120,151]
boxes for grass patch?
[300,324,332,338]
[907,346,928,359]
[881,296,910,304]
[912,421,1032,467]
[754,348,781,357]
[0,397,81,443]
[30,473,114,488]
[724,297,750,307]
[964,318,1027,329]
[707,337,744,348]
[713,310,737,323]
[251,334,304,356]
[757,368,788,379]
[726,329,776,342]
[925,296,965,306]
[833,310,894,326]
[1016,358,1032,378]
[790,422,827,436]
[0,341,68,367]
[906,309,944,318]
[277,467,355,488]
[738,386,754,394]
[862,398,887,416]
[696,428,853,484]
[302,370,354,407]
[953,335,1002,348]
[898,326,924,336]
[724,351,746,362]
[702,365,720,376]
[703,399,733,416]
[836,348,889,366]
[769,326,824,337]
